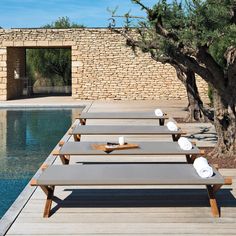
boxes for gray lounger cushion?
[72,125,183,135]
[59,141,199,155]
[36,164,224,186]
[80,112,168,119]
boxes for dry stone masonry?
[0,28,209,101]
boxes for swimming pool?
[0,108,82,218]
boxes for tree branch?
[196,46,225,86]
[132,0,179,42]
[132,0,152,13]
[230,3,236,24]
[171,63,214,121]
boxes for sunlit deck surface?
[3,100,236,235]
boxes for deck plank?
[7,222,236,235]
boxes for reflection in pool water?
[0,108,81,218]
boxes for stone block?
[0,78,7,84]
[71,50,80,56]
[0,62,6,67]
[62,41,75,46]
[0,94,7,101]
[0,49,7,55]
[13,41,24,47]
[0,83,7,89]
[72,61,82,67]
[0,71,7,77]
[23,41,37,46]
[48,41,63,46]
[36,41,49,46]
[2,41,14,46]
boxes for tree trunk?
[175,67,206,122]
[211,89,236,158]
[185,70,205,122]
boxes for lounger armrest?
[40,164,48,171]
[30,179,38,186]
[52,141,64,155]
[180,129,187,135]
[213,164,219,170]
[52,150,60,156]
[75,117,82,120]
[59,141,65,146]
[68,125,75,135]
[224,177,233,185]
[200,150,205,155]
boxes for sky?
[0,0,159,29]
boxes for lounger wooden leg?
[59,155,70,165]
[172,134,181,141]
[159,118,164,126]
[79,118,86,125]
[185,154,197,164]
[206,178,232,217]
[206,185,220,217]
[73,134,81,141]
[40,185,55,218]
[186,154,192,163]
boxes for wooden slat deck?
[4,106,236,236]
[6,179,236,235]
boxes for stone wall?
[0,47,7,100]
[7,47,25,99]
[0,28,209,101]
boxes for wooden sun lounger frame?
[69,125,186,142]
[53,141,204,165]
[31,164,232,218]
[78,112,169,126]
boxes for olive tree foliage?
[111,0,236,158]
[27,17,84,87]
[110,5,212,123]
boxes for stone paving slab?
[0,96,92,108]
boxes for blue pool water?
[0,108,82,218]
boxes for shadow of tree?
[186,126,217,141]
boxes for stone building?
[0,28,208,101]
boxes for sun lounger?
[70,125,185,142]
[78,112,168,126]
[31,163,232,218]
[53,141,202,164]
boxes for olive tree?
[111,0,236,158]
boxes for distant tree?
[43,16,84,29]
[111,0,236,158]
[27,48,72,86]
[27,17,84,87]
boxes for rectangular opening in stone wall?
[26,47,72,97]
[7,47,26,100]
